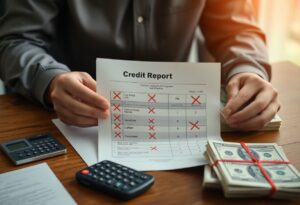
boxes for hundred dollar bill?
[205,140,300,198]
[203,164,220,188]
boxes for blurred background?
[0,0,299,95]
[253,0,300,66]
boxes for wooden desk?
[0,61,299,204]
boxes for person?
[0,0,280,131]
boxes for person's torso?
[51,0,205,77]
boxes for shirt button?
[137,16,144,23]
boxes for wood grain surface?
[0,62,299,205]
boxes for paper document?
[0,163,76,205]
[52,119,98,166]
[97,59,222,170]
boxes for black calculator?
[76,160,155,200]
[0,133,66,165]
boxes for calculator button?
[129,181,136,187]
[114,181,123,188]
[128,169,134,174]
[81,169,90,175]
[140,175,150,180]
[122,185,130,190]
[107,179,114,185]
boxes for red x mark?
[148,94,156,103]
[191,96,201,105]
[114,132,121,138]
[113,91,121,100]
[189,121,200,130]
[148,118,155,124]
[113,114,121,122]
[114,123,121,129]
[150,146,157,151]
[112,104,121,111]
[148,125,155,131]
[148,107,155,114]
[148,132,157,139]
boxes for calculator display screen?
[6,141,29,151]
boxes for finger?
[63,77,110,110]
[226,88,276,124]
[228,101,279,131]
[225,83,261,117]
[223,78,240,118]
[54,103,98,127]
[81,72,97,92]
[225,78,240,102]
[55,91,109,119]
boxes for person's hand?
[47,72,110,127]
[223,73,280,131]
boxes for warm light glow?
[257,0,300,66]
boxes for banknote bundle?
[203,140,300,199]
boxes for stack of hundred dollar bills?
[203,140,300,199]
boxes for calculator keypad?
[76,160,154,199]
[13,136,65,160]
[82,161,150,190]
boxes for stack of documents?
[220,87,282,132]
[203,140,300,199]
[0,163,76,205]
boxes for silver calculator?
[0,133,67,165]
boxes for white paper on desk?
[97,58,222,171]
[52,119,97,166]
[0,163,76,205]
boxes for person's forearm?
[0,38,70,107]
[0,0,70,108]
[200,0,271,83]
